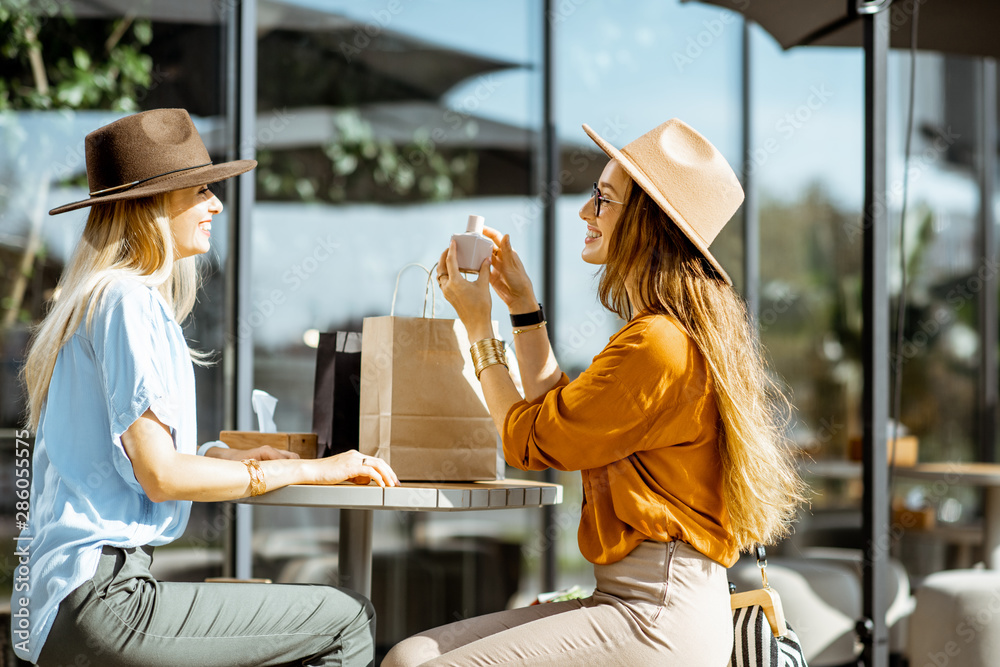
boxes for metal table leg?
[985,487,1000,570]
[339,509,373,598]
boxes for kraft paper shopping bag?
[359,314,501,481]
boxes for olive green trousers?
[37,545,375,667]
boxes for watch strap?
[510,303,545,327]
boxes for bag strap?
[390,263,437,318]
[755,544,770,588]
[729,544,788,638]
[426,262,442,318]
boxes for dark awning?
[692,0,1000,59]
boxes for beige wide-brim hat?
[49,108,257,215]
[583,119,744,285]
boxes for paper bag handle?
[390,263,438,318]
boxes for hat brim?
[581,124,732,285]
[48,159,258,216]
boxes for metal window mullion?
[223,0,258,581]
[540,0,558,594]
[978,58,998,463]
[741,18,759,321]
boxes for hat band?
[88,161,214,197]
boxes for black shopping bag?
[312,331,363,458]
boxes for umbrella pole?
[860,3,891,667]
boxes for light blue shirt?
[12,277,197,663]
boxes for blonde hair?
[599,179,805,550]
[22,194,204,430]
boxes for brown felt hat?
[583,119,744,285]
[49,108,256,215]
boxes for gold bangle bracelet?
[472,352,508,379]
[472,349,507,379]
[242,458,267,497]
[474,357,508,380]
[471,337,505,356]
[512,320,547,335]
[470,338,508,380]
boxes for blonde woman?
[16,109,398,667]
[385,119,804,666]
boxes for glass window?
[745,27,865,538]
[886,54,988,576]
[551,0,744,583]
[248,0,543,655]
[0,0,234,581]
[747,32,991,574]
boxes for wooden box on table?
[219,431,318,459]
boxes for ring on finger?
[362,457,370,467]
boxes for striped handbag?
[729,546,808,667]
[731,604,807,667]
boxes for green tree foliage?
[0,0,154,111]
[0,0,155,330]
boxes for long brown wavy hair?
[599,177,805,550]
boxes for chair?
[798,547,914,655]
[906,569,1000,667]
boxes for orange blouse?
[502,313,738,567]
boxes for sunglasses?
[592,182,624,217]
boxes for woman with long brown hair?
[384,119,804,665]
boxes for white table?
[240,479,563,597]
[893,463,1000,569]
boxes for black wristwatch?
[510,303,545,327]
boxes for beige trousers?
[382,540,733,666]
